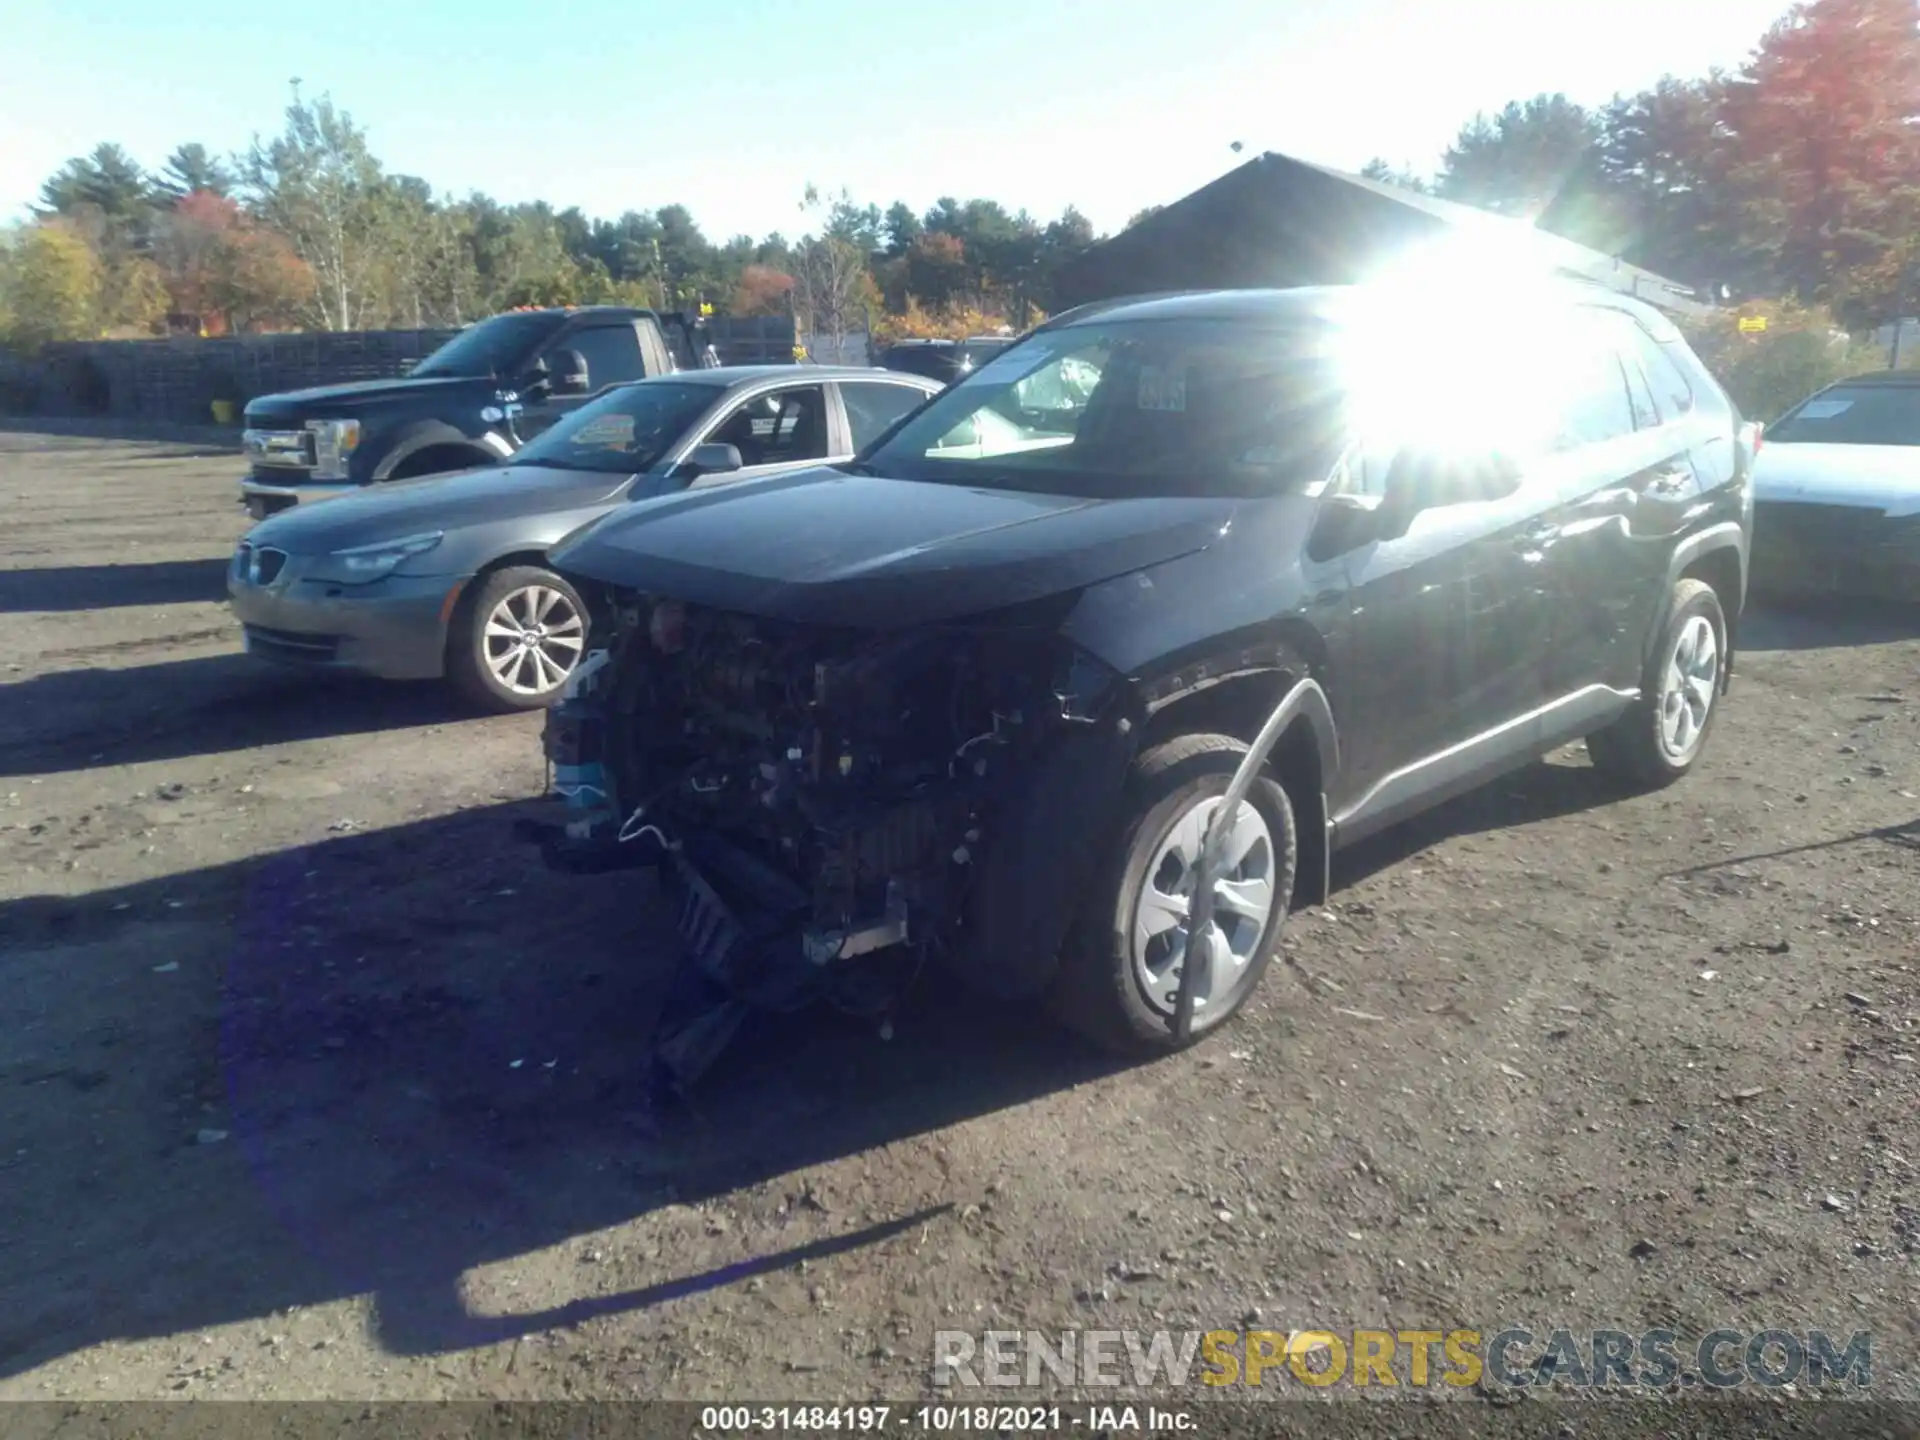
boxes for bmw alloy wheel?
[482,583,585,697]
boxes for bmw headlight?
[314,531,444,584]
[307,418,363,480]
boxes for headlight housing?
[312,531,445,585]
[307,418,362,480]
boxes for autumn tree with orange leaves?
[1719,0,1920,323]
[152,189,314,333]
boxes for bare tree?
[239,88,391,330]
[791,185,877,360]
[792,235,874,359]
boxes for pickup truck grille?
[243,428,314,477]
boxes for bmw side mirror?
[685,442,743,477]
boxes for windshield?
[1767,384,1920,447]
[860,318,1346,497]
[508,381,717,473]
[411,312,565,379]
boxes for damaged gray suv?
[524,284,1753,1085]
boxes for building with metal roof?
[1054,151,1716,320]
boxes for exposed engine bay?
[525,590,1126,1087]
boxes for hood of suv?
[551,466,1237,628]
[244,375,493,425]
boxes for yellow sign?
[699,302,715,317]
[1737,315,1768,333]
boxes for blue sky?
[3,0,1792,240]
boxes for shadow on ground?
[0,800,1124,1375]
[1741,597,1920,654]
[0,417,237,453]
[0,735,1681,1377]
[0,655,479,777]
[0,560,231,614]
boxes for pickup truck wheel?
[1587,577,1727,789]
[1052,733,1297,1057]
[447,565,587,712]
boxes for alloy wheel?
[482,584,585,697]
[1658,613,1719,762]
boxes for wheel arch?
[442,555,590,710]
[441,549,565,660]
[373,422,506,482]
[1661,524,1746,689]
[1136,642,1338,908]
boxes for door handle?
[1647,465,1692,497]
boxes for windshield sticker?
[573,414,636,451]
[1796,399,1853,419]
[1136,363,1188,412]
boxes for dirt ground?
[1,429,1915,1407]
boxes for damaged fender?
[953,708,1143,1000]
[1175,674,1336,1037]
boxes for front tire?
[447,565,588,713]
[1052,734,1298,1057]
[1587,577,1727,788]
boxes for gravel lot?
[1,430,1916,1406]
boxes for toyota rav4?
[523,281,1754,1084]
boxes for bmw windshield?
[857,318,1347,497]
[508,381,717,473]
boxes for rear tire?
[1587,578,1727,789]
[1051,734,1297,1057]
[447,565,588,713]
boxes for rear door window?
[1591,309,1694,420]
[1622,356,1661,431]
[1550,318,1637,450]
[840,381,928,450]
[1626,328,1695,419]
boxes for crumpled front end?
[519,588,1139,1088]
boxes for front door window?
[706,386,832,468]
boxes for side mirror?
[936,416,981,449]
[520,354,553,398]
[1379,448,1521,536]
[550,348,590,396]
[684,442,743,477]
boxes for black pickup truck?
[238,306,722,518]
